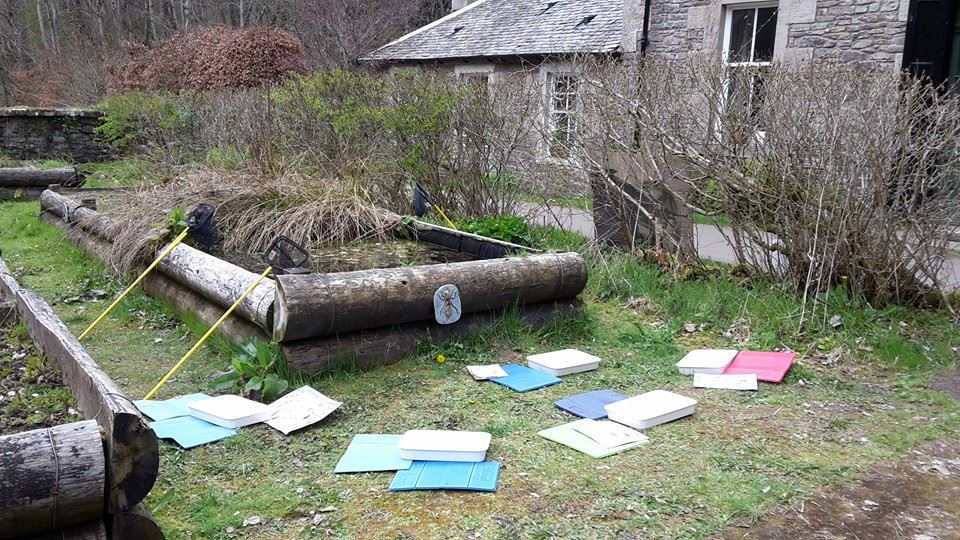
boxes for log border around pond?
[0,256,159,518]
[39,189,588,375]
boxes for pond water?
[213,240,475,275]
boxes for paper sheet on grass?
[466,364,508,380]
[266,386,342,435]
[538,419,649,458]
[693,373,758,390]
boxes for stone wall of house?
[647,0,910,69]
[0,108,111,162]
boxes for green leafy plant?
[458,215,531,245]
[157,206,189,236]
[209,338,289,402]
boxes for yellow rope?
[143,266,273,400]
[79,227,191,341]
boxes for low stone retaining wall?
[0,107,111,162]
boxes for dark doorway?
[903,0,960,88]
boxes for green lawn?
[1,199,958,539]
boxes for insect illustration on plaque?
[433,284,462,325]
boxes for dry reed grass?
[106,166,398,272]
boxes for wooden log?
[0,255,159,513]
[273,252,588,341]
[0,421,105,539]
[41,190,275,331]
[282,299,581,373]
[40,211,263,345]
[142,271,269,344]
[157,243,274,331]
[0,167,82,188]
[22,520,108,540]
[392,214,540,259]
[40,190,118,240]
[110,504,165,540]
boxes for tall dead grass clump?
[106,167,396,273]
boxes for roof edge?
[361,0,494,62]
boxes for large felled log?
[282,299,581,373]
[22,520,108,540]
[273,252,587,341]
[0,421,105,539]
[0,167,82,188]
[40,190,119,242]
[157,242,274,331]
[110,503,165,540]
[0,256,158,513]
[40,211,264,345]
[142,271,269,344]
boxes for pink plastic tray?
[722,351,796,383]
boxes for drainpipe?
[640,0,652,55]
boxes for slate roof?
[362,0,623,63]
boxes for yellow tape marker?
[143,266,273,400]
[79,227,191,341]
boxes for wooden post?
[0,421,105,539]
[281,299,582,373]
[0,256,159,514]
[273,252,588,341]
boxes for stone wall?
[647,0,909,69]
[0,108,111,162]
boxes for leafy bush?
[458,215,531,245]
[96,92,196,158]
[210,338,289,402]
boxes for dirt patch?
[931,366,960,401]
[714,439,960,540]
[0,323,81,434]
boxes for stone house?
[363,0,959,250]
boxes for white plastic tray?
[604,390,697,430]
[527,349,600,376]
[675,349,738,375]
[399,430,491,462]
[188,394,272,428]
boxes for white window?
[722,5,778,122]
[545,71,578,158]
[455,64,494,87]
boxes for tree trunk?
[0,421,105,539]
[281,299,582,373]
[0,168,80,187]
[273,252,587,341]
[0,255,159,514]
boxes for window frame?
[540,63,578,160]
[719,2,779,136]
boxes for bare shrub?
[572,57,960,316]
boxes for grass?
[1,198,959,539]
